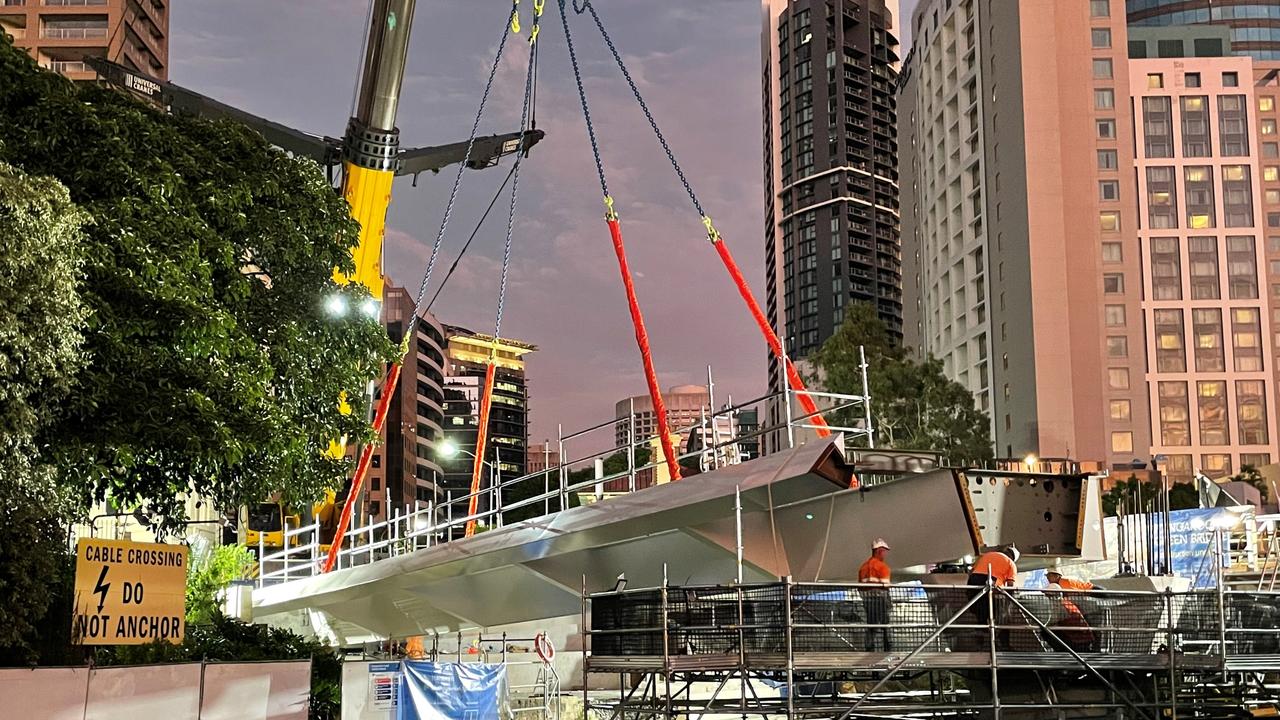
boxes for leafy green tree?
[0,34,397,525]
[1101,475,1199,516]
[186,543,256,625]
[1229,464,1270,503]
[0,162,87,662]
[811,303,993,463]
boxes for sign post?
[71,538,188,645]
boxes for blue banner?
[396,662,507,720]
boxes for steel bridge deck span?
[250,434,1104,647]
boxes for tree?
[0,162,87,662]
[1229,464,1270,503]
[0,34,398,525]
[811,303,993,463]
[186,543,256,625]
[1101,475,1199,516]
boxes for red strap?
[465,362,498,537]
[322,362,403,573]
[606,217,682,483]
[709,237,831,438]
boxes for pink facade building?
[901,0,1280,478]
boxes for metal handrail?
[257,387,874,587]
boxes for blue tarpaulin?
[396,661,508,720]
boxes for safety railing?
[256,386,873,587]
[584,579,1280,717]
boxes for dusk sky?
[171,0,916,443]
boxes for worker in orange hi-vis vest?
[858,538,893,651]
[1044,582,1097,652]
[966,545,1020,645]
[1046,570,1097,591]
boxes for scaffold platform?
[583,580,1280,718]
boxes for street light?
[436,440,503,529]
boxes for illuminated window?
[1111,431,1134,453]
[1147,73,1163,89]
[1232,308,1263,371]
[1201,454,1232,479]
[1155,309,1186,372]
[1110,399,1131,421]
[1264,119,1278,136]
[1198,381,1230,445]
[1266,166,1279,182]
[1158,382,1190,446]
[1185,166,1216,228]
[1262,96,1276,113]
[1100,211,1121,231]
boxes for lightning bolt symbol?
[92,565,110,613]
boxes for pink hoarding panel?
[84,663,202,720]
[0,667,90,720]
[200,661,312,720]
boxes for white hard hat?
[872,538,891,550]
[1008,546,1021,563]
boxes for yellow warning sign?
[71,538,187,645]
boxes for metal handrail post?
[783,388,796,449]
[543,439,550,516]
[627,399,636,493]
[661,564,672,720]
[1166,590,1178,720]
[988,576,1000,720]
[860,345,875,448]
[783,574,795,719]
[1217,529,1229,679]
[557,423,567,512]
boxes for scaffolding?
[583,578,1280,718]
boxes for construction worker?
[968,545,1019,588]
[1045,570,1095,591]
[858,538,893,651]
[1043,582,1096,652]
[966,546,1019,646]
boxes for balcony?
[41,25,107,39]
[44,0,108,5]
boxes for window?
[1243,453,1272,469]
[1147,73,1164,89]
[1262,96,1277,113]
[1266,166,1279,182]
[1096,118,1116,139]
[1185,72,1201,88]
[1181,96,1211,157]
[1108,368,1130,389]
[1185,167,1216,229]
[1155,308,1186,372]
[1193,308,1225,372]
[1224,71,1239,87]
[1142,97,1172,157]
[1103,273,1124,293]
[1237,380,1269,445]
[1222,165,1254,227]
[1202,454,1232,479]
[1268,189,1280,205]
[1219,95,1250,156]
[1147,166,1177,228]
[1110,399,1131,421]
[1099,180,1120,201]
[1189,236,1219,299]
[1266,143,1280,159]
[1198,381,1230,446]
[1150,237,1181,300]
[1107,336,1129,357]
[1227,236,1258,299]
[1111,431,1134,454]
[1165,454,1194,476]
[1097,149,1118,170]
[1092,28,1111,49]
[1105,304,1126,327]
[1095,88,1115,110]
[1159,382,1191,446]
[1099,211,1120,231]
[1103,242,1123,262]
[1093,58,1113,79]
[1264,119,1277,136]
[1232,307,1263,372]
[1090,0,1109,17]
